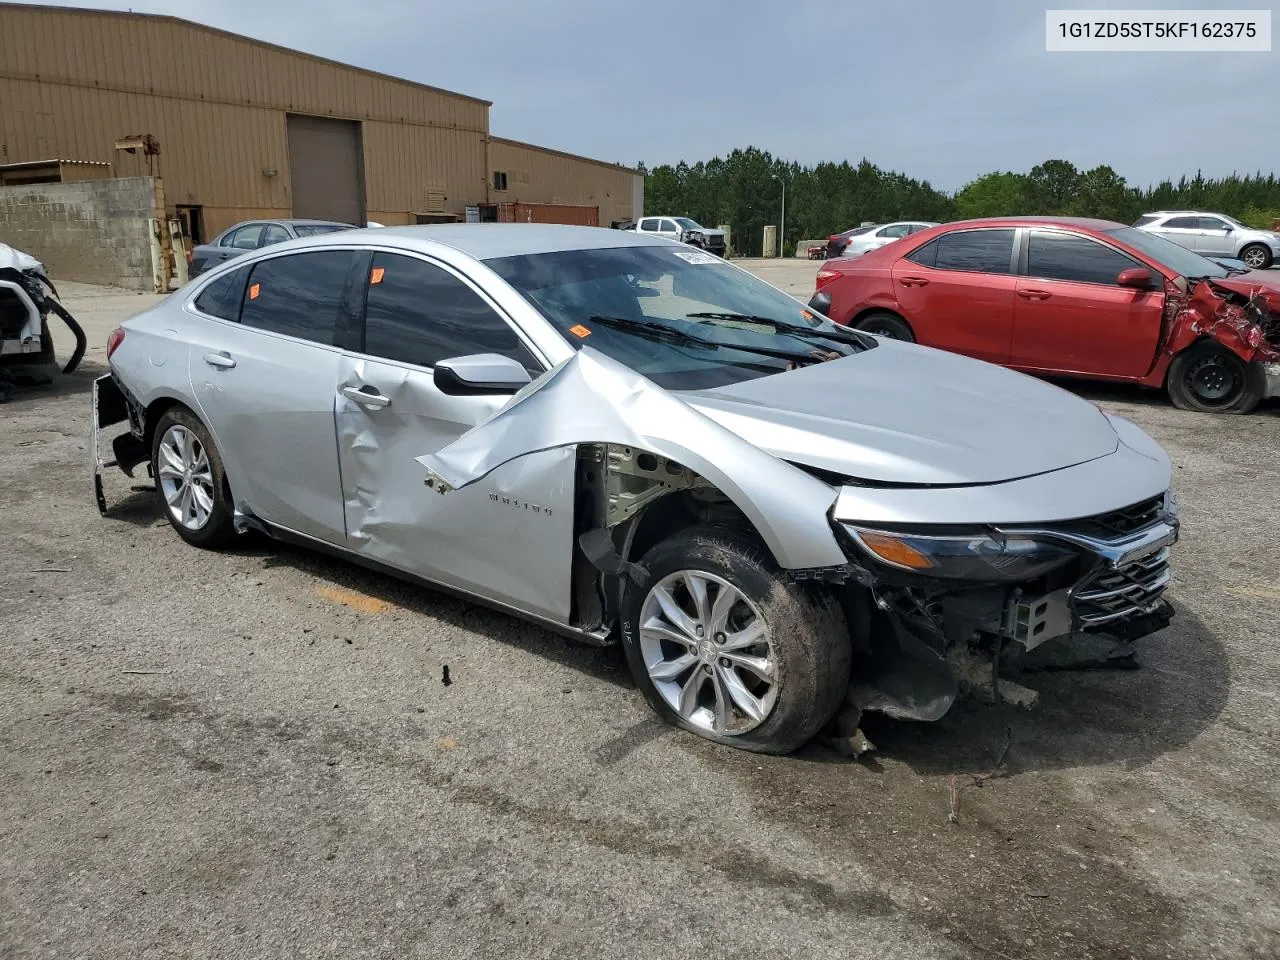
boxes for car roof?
[289,223,670,260]
[934,215,1128,231]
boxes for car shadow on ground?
[105,486,1224,775]
[795,601,1226,777]
[0,362,102,407]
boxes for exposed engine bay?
[0,243,87,401]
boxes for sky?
[22,0,1280,191]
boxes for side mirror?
[434,354,533,396]
[1117,267,1153,290]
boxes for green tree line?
[639,148,1280,256]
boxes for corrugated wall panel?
[0,5,489,133]
[490,139,640,226]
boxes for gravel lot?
[2,264,1278,960]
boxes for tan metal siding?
[0,5,488,132]
[489,138,640,226]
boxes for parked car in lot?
[94,224,1178,754]
[188,219,354,277]
[810,216,1280,414]
[634,216,727,256]
[1135,211,1279,270]
[828,221,936,259]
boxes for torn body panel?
[335,354,577,623]
[1143,277,1280,388]
[417,348,848,571]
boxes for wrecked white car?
[0,243,86,401]
[92,225,1178,754]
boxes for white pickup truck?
[634,216,727,257]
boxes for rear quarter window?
[192,266,249,321]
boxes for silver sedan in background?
[835,220,937,258]
[93,225,1179,754]
[188,218,354,277]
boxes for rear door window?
[228,224,265,249]
[192,265,249,321]
[932,229,1015,274]
[361,253,539,372]
[240,250,355,344]
[877,224,909,239]
[638,219,660,232]
[1026,231,1145,286]
[905,238,938,267]
[262,224,291,245]
[1163,216,1200,229]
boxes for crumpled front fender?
[416,348,849,570]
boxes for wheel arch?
[850,306,913,333]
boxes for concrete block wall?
[0,177,161,291]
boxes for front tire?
[1240,243,1273,270]
[620,525,851,754]
[855,311,915,342]
[151,407,235,547]
[1167,341,1265,414]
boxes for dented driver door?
[334,252,576,622]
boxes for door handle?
[342,385,392,409]
[203,351,236,368]
[1017,289,1052,300]
[898,276,929,287]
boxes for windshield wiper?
[586,315,833,364]
[684,311,871,349]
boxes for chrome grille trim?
[1072,546,1172,627]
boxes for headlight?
[842,525,1075,581]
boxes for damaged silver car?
[93,225,1179,754]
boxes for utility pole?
[771,173,786,258]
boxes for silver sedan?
[93,225,1179,754]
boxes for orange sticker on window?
[370,267,385,285]
[568,324,592,338]
[248,282,260,300]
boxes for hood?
[0,243,45,275]
[1210,271,1280,310]
[685,340,1119,485]
[689,227,724,238]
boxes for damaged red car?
[809,216,1280,413]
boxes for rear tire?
[855,311,915,342]
[620,525,851,754]
[1167,341,1265,414]
[1239,244,1273,270]
[151,407,236,548]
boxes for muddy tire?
[1167,341,1266,414]
[150,407,236,548]
[1239,243,1273,270]
[620,525,851,754]
[855,311,915,342]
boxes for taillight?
[815,268,841,290]
[106,327,125,359]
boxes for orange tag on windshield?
[370,267,385,284]
[248,282,260,300]
[568,324,592,338]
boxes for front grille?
[1058,495,1165,539]
[1072,546,1172,627]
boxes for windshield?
[1219,214,1247,228]
[293,223,350,237]
[674,217,703,230]
[487,245,860,390]
[1105,226,1229,279]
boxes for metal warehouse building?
[0,3,642,243]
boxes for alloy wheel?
[1242,246,1269,269]
[157,424,216,530]
[638,570,779,735]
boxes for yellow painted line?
[1224,585,1280,601]
[314,584,392,614]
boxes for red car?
[809,216,1280,413]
